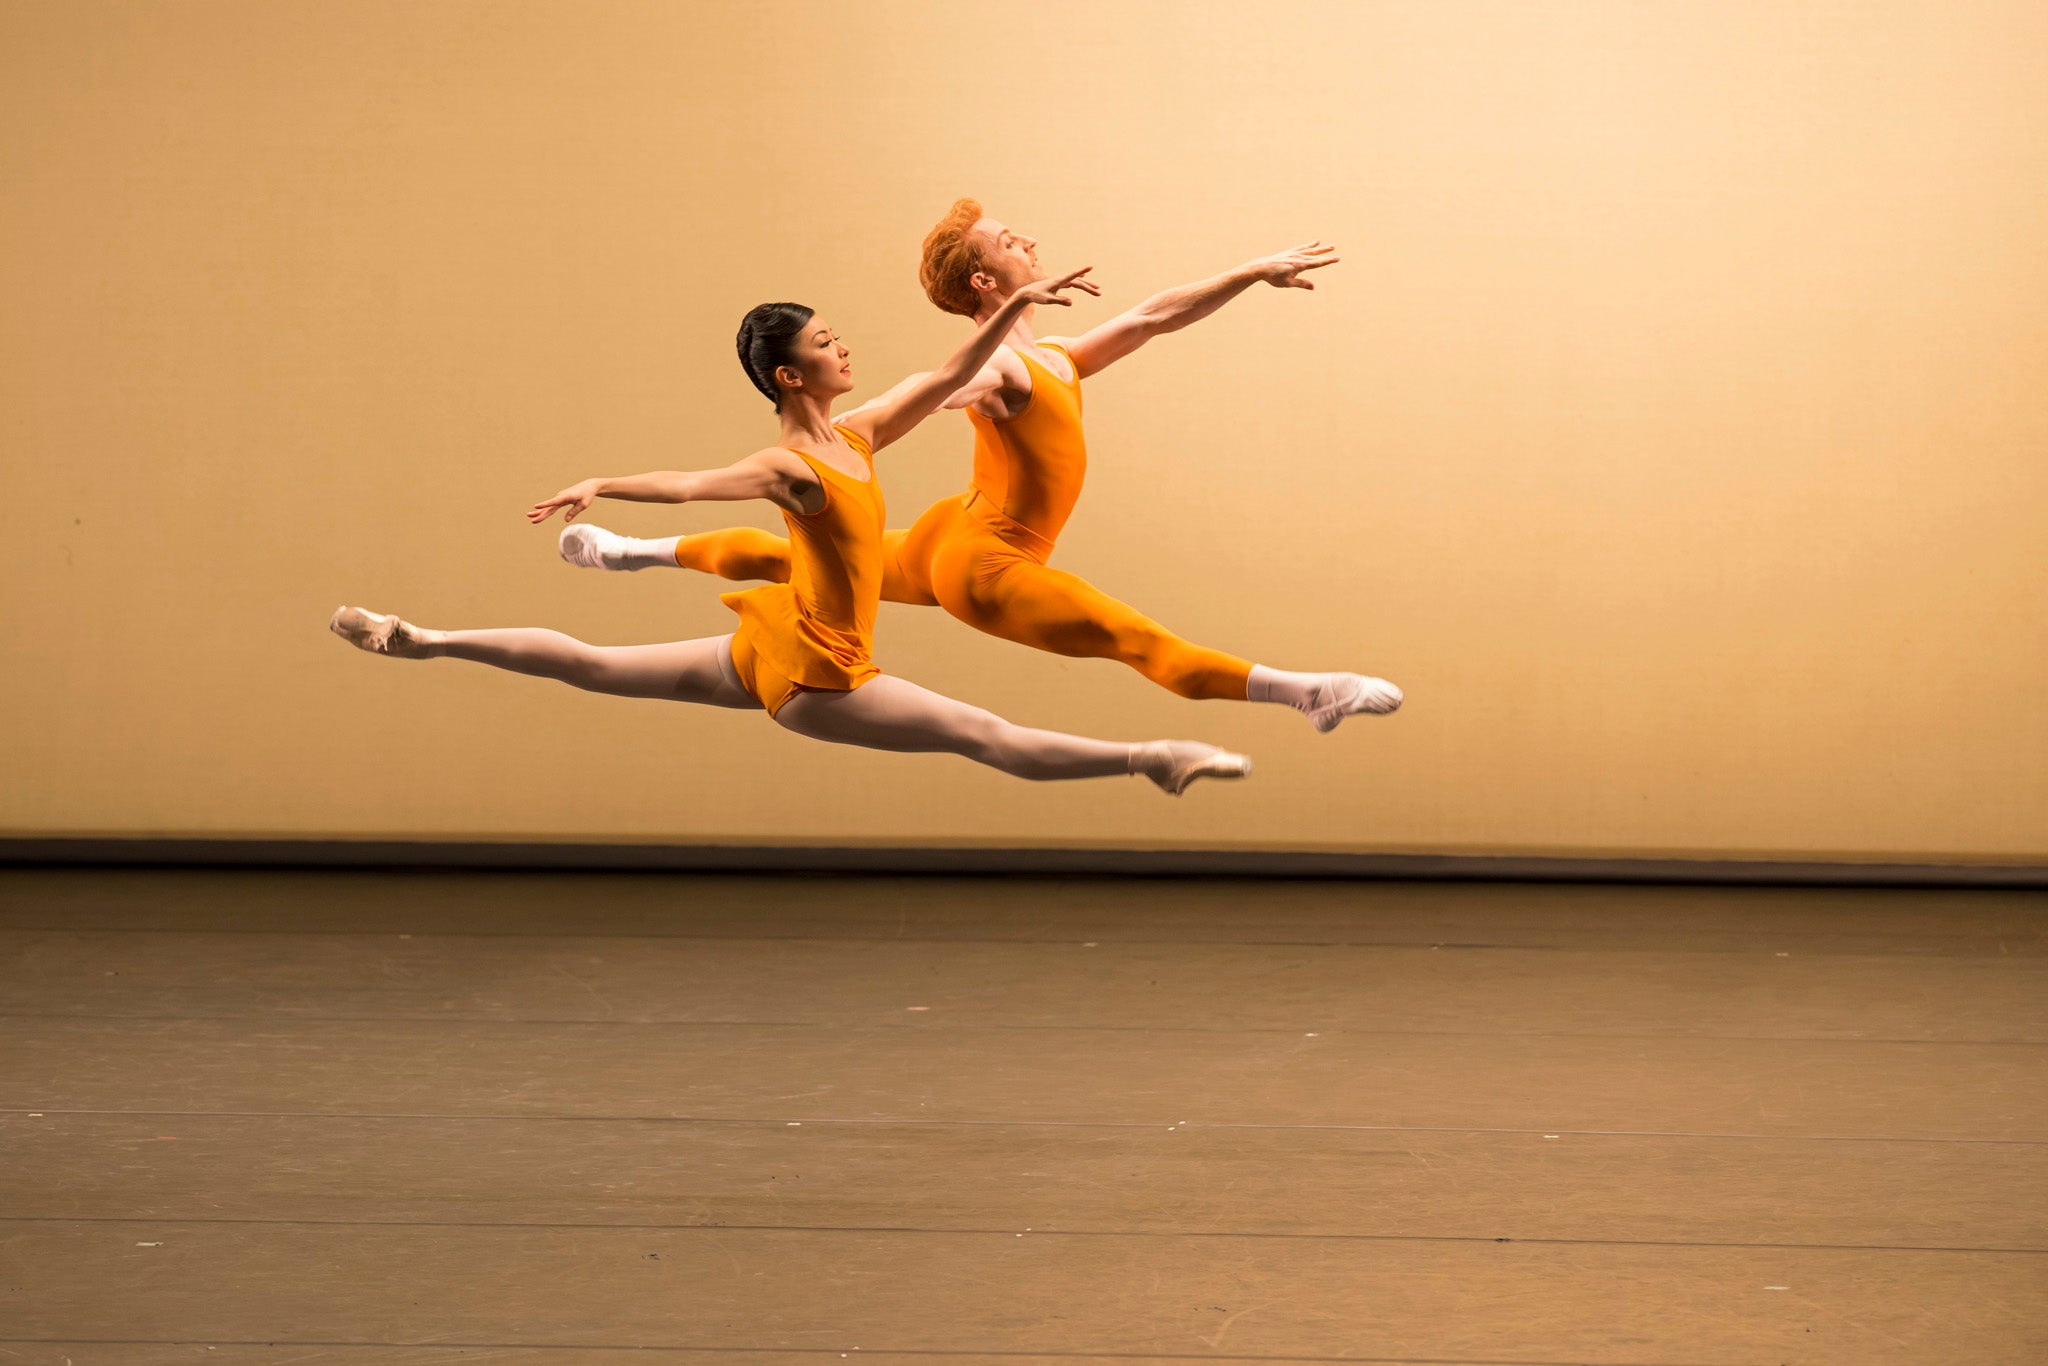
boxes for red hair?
[918,197,988,317]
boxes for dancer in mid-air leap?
[331,270,1251,795]
[562,199,1403,733]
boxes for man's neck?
[974,300,1036,350]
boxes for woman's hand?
[1250,241,1339,289]
[1011,265,1100,309]
[528,478,604,524]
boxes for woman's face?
[776,315,854,406]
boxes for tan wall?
[3,0,2043,860]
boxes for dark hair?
[736,302,815,410]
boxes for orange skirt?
[724,581,876,720]
[726,627,806,717]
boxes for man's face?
[971,217,1046,305]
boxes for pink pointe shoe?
[328,605,432,658]
[1134,741,1253,796]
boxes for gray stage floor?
[1,868,2044,1363]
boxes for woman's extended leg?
[773,674,1248,795]
[329,607,756,708]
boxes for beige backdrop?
[3,0,2044,861]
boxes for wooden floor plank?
[0,1350,1577,1365]
[5,928,2042,1041]
[5,1017,2043,1140]
[4,869,2042,956]
[3,1221,2042,1363]
[2,1113,2040,1250]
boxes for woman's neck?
[777,392,839,448]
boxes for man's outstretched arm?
[1052,241,1338,379]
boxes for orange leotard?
[965,342,1088,548]
[684,344,1253,702]
[721,425,885,717]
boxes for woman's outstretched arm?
[840,266,1099,453]
[527,449,811,524]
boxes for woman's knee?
[970,715,1051,777]
[555,642,615,689]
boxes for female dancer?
[329,270,1251,795]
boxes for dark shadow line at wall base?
[2,838,2044,888]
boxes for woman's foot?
[1132,741,1253,796]
[559,524,678,572]
[328,605,436,658]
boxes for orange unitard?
[722,426,886,718]
[681,344,1253,701]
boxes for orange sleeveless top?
[721,425,886,691]
[965,341,1086,546]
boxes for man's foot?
[1132,741,1253,796]
[559,524,676,572]
[1303,673,1403,733]
[328,606,435,658]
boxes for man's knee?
[1050,614,1134,658]
[933,573,1007,631]
[719,537,789,581]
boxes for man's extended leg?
[560,523,791,579]
[561,522,939,606]
[935,549,1252,699]
[927,536,1401,729]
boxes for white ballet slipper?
[558,523,611,570]
[1305,673,1403,733]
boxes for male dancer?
[560,199,1401,732]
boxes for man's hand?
[1250,240,1339,290]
